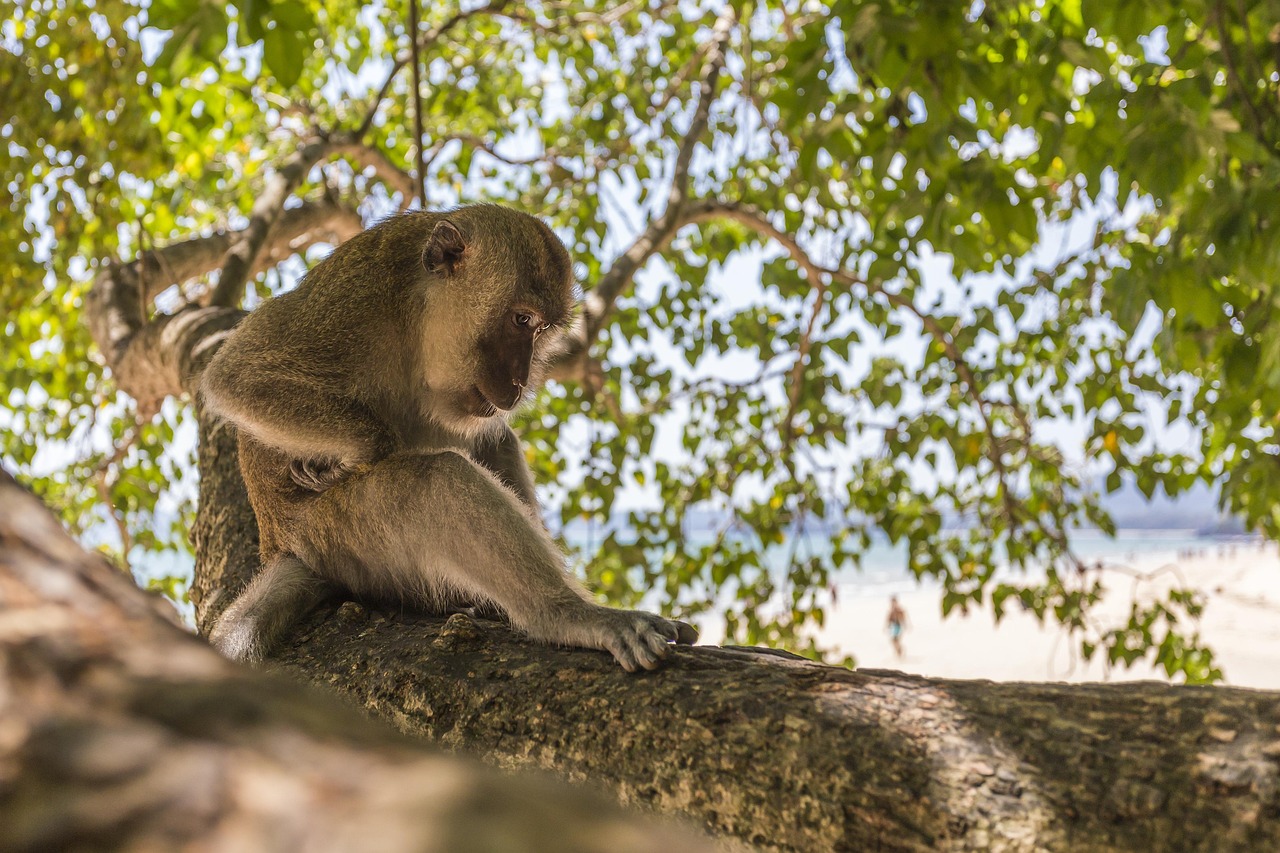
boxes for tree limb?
[549,10,735,383]
[1212,0,1272,148]
[171,390,1280,853]
[407,0,427,207]
[354,3,506,141]
[328,141,417,210]
[449,132,563,167]
[86,199,362,412]
[665,9,733,214]
[209,138,332,308]
[689,201,1075,547]
[272,567,1280,853]
[0,471,715,853]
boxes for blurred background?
[4,0,1280,686]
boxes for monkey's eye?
[514,313,533,327]
[537,322,551,333]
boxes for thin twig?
[1212,0,1270,147]
[408,0,426,206]
[355,4,503,141]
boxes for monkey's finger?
[605,637,639,673]
[649,619,679,643]
[622,625,668,671]
[644,630,673,660]
[673,621,699,645]
[633,636,666,671]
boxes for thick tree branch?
[329,141,417,210]
[86,198,362,413]
[269,586,1280,852]
[209,138,331,308]
[176,400,1280,852]
[0,472,713,853]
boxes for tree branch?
[208,138,331,308]
[407,0,427,207]
[354,3,505,141]
[549,10,735,384]
[693,201,1049,537]
[0,471,714,853]
[665,9,733,213]
[268,583,1280,852]
[781,261,829,448]
[175,403,1280,852]
[328,140,417,210]
[450,132,562,166]
[1212,0,1272,148]
[87,199,362,413]
[675,201,833,447]
[92,420,141,569]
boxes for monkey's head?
[414,205,578,433]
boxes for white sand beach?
[812,543,1280,689]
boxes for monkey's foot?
[555,606,698,673]
[289,458,357,492]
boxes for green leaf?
[263,26,307,87]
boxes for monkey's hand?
[552,605,698,673]
[289,458,363,492]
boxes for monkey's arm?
[201,354,396,468]
[469,425,540,511]
[291,451,697,672]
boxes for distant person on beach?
[886,595,908,659]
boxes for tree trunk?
[182,420,1280,852]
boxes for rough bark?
[269,605,1280,852]
[180,417,1280,852]
[188,403,259,630]
[0,472,715,853]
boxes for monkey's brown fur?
[202,205,696,671]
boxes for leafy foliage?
[5,0,1276,683]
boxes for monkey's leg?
[208,555,331,662]
[293,451,697,672]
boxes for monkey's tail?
[208,554,329,663]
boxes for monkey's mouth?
[472,382,527,414]
[467,386,500,418]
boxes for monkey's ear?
[422,220,467,275]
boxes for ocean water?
[558,525,1261,605]
[838,530,1247,593]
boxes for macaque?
[201,205,696,672]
